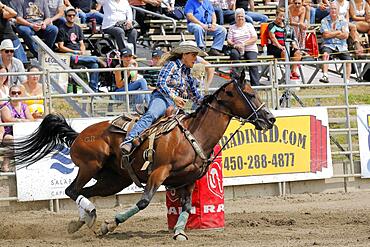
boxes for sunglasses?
[11,91,21,96]
[294,2,301,4]
[67,14,76,17]
[4,50,14,54]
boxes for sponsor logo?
[50,145,74,174]
[206,162,224,199]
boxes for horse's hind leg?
[100,165,171,235]
[65,160,101,232]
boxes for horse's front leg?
[100,164,171,235]
[173,183,195,241]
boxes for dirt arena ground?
[1,191,370,247]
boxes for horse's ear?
[238,69,246,86]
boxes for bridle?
[205,79,266,164]
[207,79,265,124]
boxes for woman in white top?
[335,0,364,54]
[97,0,138,53]
[227,8,260,86]
[349,0,370,34]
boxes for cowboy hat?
[170,41,208,57]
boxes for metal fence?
[0,58,369,206]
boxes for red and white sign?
[166,145,224,230]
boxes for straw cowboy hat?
[159,41,208,65]
[171,41,208,57]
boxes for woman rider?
[120,41,207,154]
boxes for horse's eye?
[226,91,233,97]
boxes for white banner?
[15,107,332,201]
[357,106,370,178]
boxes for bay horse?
[9,70,275,240]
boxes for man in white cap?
[120,40,207,154]
[0,39,27,86]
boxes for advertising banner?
[357,106,370,177]
[221,107,332,186]
[166,145,224,230]
[14,118,146,201]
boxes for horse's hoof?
[85,209,97,228]
[173,231,188,241]
[100,220,117,235]
[68,220,85,234]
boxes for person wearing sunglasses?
[19,65,44,118]
[0,39,27,86]
[0,2,28,63]
[0,85,34,172]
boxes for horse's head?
[216,69,275,130]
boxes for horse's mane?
[185,81,233,119]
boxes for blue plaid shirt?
[156,59,202,103]
[320,15,349,52]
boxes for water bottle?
[263,45,267,56]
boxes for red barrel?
[166,145,224,230]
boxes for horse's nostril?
[269,117,276,124]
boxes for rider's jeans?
[124,91,175,141]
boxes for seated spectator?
[98,0,138,53]
[211,0,239,25]
[0,65,9,102]
[349,0,370,35]
[235,0,269,23]
[129,0,161,37]
[143,49,164,88]
[161,0,186,20]
[0,39,27,86]
[67,0,103,25]
[57,6,100,92]
[309,0,330,24]
[1,85,34,172]
[289,0,308,49]
[11,0,59,59]
[335,0,364,54]
[46,0,66,27]
[0,2,28,63]
[227,8,259,86]
[19,66,44,118]
[114,48,151,105]
[319,2,352,83]
[185,0,227,56]
[267,8,302,80]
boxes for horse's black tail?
[6,114,79,167]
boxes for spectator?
[349,0,370,35]
[227,8,259,86]
[235,0,269,23]
[309,0,330,24]
[319,2,352,83]
[289,0,308,49]
[0,2,28,63]
[67,0,103,25]
[185,0,227,56]
[46,0,66,27]
[335,0,364,54]
[0,65,9,102]
[11,0,59,58]
[0,39,27,86]
[98,0,138,53]
[19,65,44,118]
[1,85,34,172]
[129,0,161,37]
[267,8,302,80]
[143,49,164,88]
[57,6,100,92]
[114,48,151,105]
[211,0,238,25]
